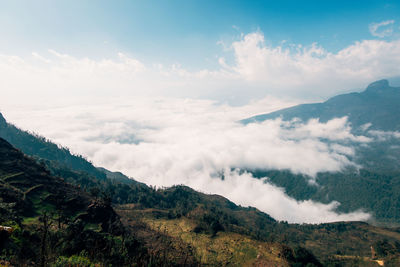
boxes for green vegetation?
[53,254,99,267]
[4,136,398,266]
[0,113,106,180]
[0,137,294,266]
[251,169,400,224]
[0,138,153,266]
[3,81,400,266]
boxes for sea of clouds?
[1,97,372,223]
[2,29,399,223]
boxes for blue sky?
[1,0,399,69]
[1,0,400,105]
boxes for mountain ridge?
[2,81,400,264]
[242,79,400,132]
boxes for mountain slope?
[0,137,149,266]
[0,112,109,180]
[0,137,310,266]
[241,80,400,224]
[116,185,400,266]
[242,79,400,132]
[1,132,400,265]
[251,169,400,223]
[2,108,400,265]
[0,137,91,220]
[0,111,148,190]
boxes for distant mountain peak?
[0,112,6,126]
[242,79,400,131]
[365,79,390,93]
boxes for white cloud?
[285,117,371,143]
[223,32,400,98]
[1,99,371,223]
[368,130,400,141]
[1,31,400,105]
[32,52,51,63]
[369,20,395,38]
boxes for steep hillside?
[0,137,147,265]
[114,185,400,266]
[2,136,400,265]
[0,112,106,180]
[0,137,313,266]
[0,137,91,221]
[0,111,146,191]
[250,169,400,223]
[242,79,400,132]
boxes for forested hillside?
[0,112,106,180]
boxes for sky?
[1,0,400,104]
[1,0,400,223]
[1,0,400,65]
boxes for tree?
[39,212,53,267]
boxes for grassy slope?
[117,205,291,266]
[114,187,400,266]
[116,203,400,266]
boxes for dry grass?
[140,214,289,266]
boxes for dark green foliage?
[133,185,276,239]
[291,246,322,267]
[373,240,398,258]
[252,169,400,223]
[0,138,157,266]
[0,113,106,180]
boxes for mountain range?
[242,79,400,132]
[1,79,400,266]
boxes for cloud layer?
[225,32,400,98]
[2,99,371,223]
[1,31,400,105]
